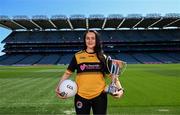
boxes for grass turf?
[0,64,180,115]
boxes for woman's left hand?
[112,88,124,99]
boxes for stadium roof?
[0,13,180,30]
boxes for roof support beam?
[132,18,144,28]
[30,20,42,30]
[49,20,57,28]
[148,18,163,28]
[102,18,107,29]
[86,18,89,29]
[0,23,11,30]
[67,19,73,30]
[117,18,125,29]
[163,18,180,27]
[11,20,27,29]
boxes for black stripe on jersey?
[77,62,102,73]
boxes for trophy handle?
[106,56,127,76]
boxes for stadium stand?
[57,53,74,64]
[131,53,162,64]
[16,54,44,65]
[0,14,180,65]
[115,53,140,64]
[0,54,26,65]
[36,54,60,64]
[148,52,179,63]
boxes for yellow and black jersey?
[66,50,109,99]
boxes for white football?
[58,79,77,98]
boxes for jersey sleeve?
[67,55,77,72]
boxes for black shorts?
[74,92,107,115]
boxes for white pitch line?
[63,109,75,115]
[158,109,169,112]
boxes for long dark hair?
[83,30,106,70]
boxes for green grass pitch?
[0,64,180,115]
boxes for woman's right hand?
[55,71,72,99]
[55,85,68,99]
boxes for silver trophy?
[104,56,127,95]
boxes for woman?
[56,30,124,115]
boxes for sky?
[0,0,180,55]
